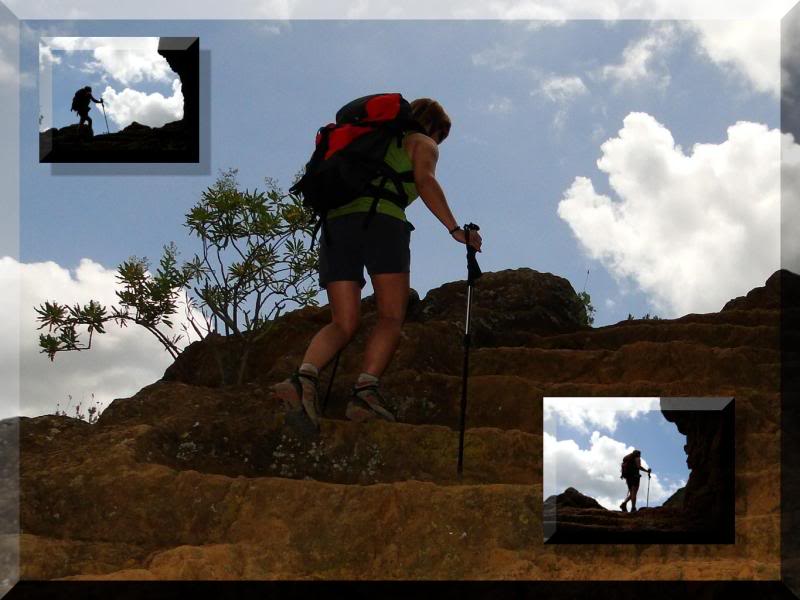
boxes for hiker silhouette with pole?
[275,95,482,431]
[619,449,652,513]
[71,86,104,133]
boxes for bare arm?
[408,134,482,251]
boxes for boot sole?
[345,400,395,423]
[346,403,377,423]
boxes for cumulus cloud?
[544,397,660,434]
[686,20,780,98]
[543,430,685,510]
[557,112,787,316]
[0,257,206,421]
[41,37,174,86]
[598,23,678,91]
[100,79,184,129]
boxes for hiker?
[277,97,482,427]
[71,86,103,131]
[620,449,651,512]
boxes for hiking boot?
[631,506,638,513]
[346,382,396,423]
[296,370,321,429]
[620,502,628,513]
[272,375,302,412]
[272,370,321,429]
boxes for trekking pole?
[646,472,651,507]
[321,349,341,416]
[457,223,482,476]
[101,101,110,134]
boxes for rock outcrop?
[39,37,199,163]
[543,489,697,544]
[544,487,606,510]
[6,269,793,580]
[661,397,735,539]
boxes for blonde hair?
[409,98,451,143]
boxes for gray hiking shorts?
[318,212,414,289]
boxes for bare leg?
[621,486,632,510]
[361,272,409,377]
[630,484,640,510]
[301,280,361,371]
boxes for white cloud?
[0,23,19,86]
[38,43,61,70]
[685,20,780,98]
[0,257,206,420]
[253,21,292,35]
[544,430,685,510]
[471,43,525,71]
[3,0,796,19]
[783,132,800,274]
[100,79,184,129]
[487,95,513,114]
[41,37,174,86]
[598,23,677,91]
[469,0,792,19]
[534,75,588,131]
[544,397,660,434]
[537,75,588,103]
[557,112,787,316]
[0,51,15,85]
[784,8,800,95]
[591,124,607,143]
[594,20,780,99]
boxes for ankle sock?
[299,362,319,380]
[355,372,379,388]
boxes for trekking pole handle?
[463,223,482,285]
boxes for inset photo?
[38,36,199,163]
[543,396,734,544]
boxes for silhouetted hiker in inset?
[620,449,651,513]
[71,86,104,132]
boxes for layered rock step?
[12,269,792,581]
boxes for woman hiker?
[620,449,652,513]
[275,97,482,427]
[72,86,104,131]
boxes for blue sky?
[2,17,788,417]
[543,397,690,509]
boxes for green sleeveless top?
[326,133,418,223]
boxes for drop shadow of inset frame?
[48,48,210,176]
[781,3,800,596]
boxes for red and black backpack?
[289,93,425,246]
